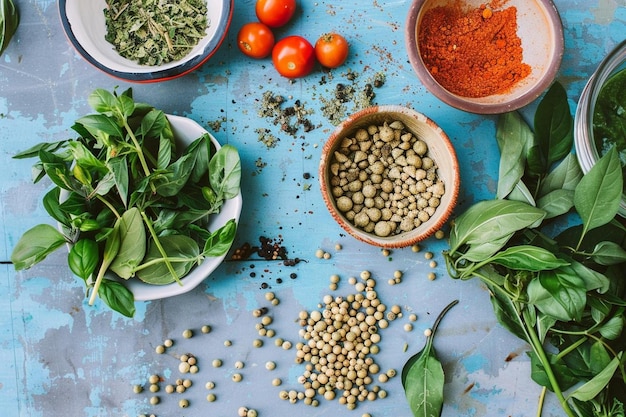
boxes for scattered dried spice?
[255,128,280,148]
[230,236,304,266]
[320,71,386,125]
[104,0,209,66]
[418,2,530,97]
[256,91,316,139]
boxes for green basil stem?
[133,255,202,271]
[122,119,156,193]
[95,194,121,219]
[140,211,182,285]
[536,387,547,417]
[475,270,576,417]
[522,309,577,417]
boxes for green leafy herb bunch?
[444,82,626,417]
[11,88,241,317]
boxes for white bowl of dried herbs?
[58,0,232,82]
[11,89,243,317]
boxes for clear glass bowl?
[574,40,626,217]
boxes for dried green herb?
[0,0,19,55]
[104,0,209,66]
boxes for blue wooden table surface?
[1,1,624,416]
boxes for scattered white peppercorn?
[155,345,165,354]
[224,340,232,347]
[201,325,212,334]
[206,393,216,402]
[427,272,436,281]
[149,396,160,405]
[179,399,189,408]
[182,329,193,339]
[232,373,243,382]
[163,339,173,348]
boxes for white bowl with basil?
[11,89,242,316]
[58,0,233,82]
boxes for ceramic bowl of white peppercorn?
[58,0,233,82]
[319,105,460,248]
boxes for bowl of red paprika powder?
[405,0,564,114]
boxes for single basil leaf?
[534,81,574,167]
[97,279,136,318]
[68,239,99,281]
[574,147,623,235]
[448,199,546,254]
[13,140,67,160]
[157,135,173,170]
[0,0,19,55]
[88,89,119,114]
[203,219,237,257]
[153,152,197,197]
[138,235,199,285]
[489,245,570,271]
[11,224,67,270]
[568,355,621,402]
[401,300,457,417]
[598,315,624,340]
[43,187,70,226]
[138,109,168,140]
[538,153,582,197]
[506,180,536,206]
[110,208,146,279]
[527,269,587,322]
[116,94,136,119]
[209,144,242,200]
[536,311,557,344]
[496,112,531,199]
[536,189,575,219]
[76,114,125,139]
[59,191,88,216]
[591,241,626,265]
[186,134,211,184]
[460,233,514,263]
[566,262,610,293]
[92,170,117,197]
[107,156,129,208]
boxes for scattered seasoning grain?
[206,393,217,402]
[429,260,438,268]
[182,329,193,339]
[434,229,445,239]
[232,373,243,382]
[201,325,212,334]
[224,340,232,347]
[315,249,325,258]
[253,339,264,348]
[411,244,421,252]
[409,313,418,321]
[133,384,143,394]
[165,384,175,394]
[155,345,165,354]
[149,384,159,393]
[235,361,245,369]
[424,251,434,260]
[212,359,223,368]
[272,378,282,386]
[163,339,173,348]
[428,272,437,281]
[404,323,413,332]
[266,361,276,370]
[149,396,160,405]
[205,381,215,389]
[179,399,189,408]
[424,328,433,337]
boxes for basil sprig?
[444,82,626,416]
[10,88,242,317]
[0,0,18,55]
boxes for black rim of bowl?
[58,0,233,83]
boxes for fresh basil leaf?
[574,147,623,236]
[68,141,107,173]
[527,269,587,322]
[566,261,610,293]
[138,235,199,285]
[0,0,19,55]
[448,199,546,255]
[536,189,575,219]
[529,350,579,391]
[460,233,514,264]
[203,219,237,257]
[88,89,119,115]
[569,355,621,402]
[538,153,582,197]
[116,94,136,119]
[506,180,536,206]
[489,245,570,271]
[97,279,135,318]
[107,156,129,208]
[401,300,457,417]
[591,241,626,266]
[11,224,67,270]
[59,191,88,216]
[153,152,196,197]
[209,144,242,200]
[12,140,67,160]
[598,315,625,340]
[43,187,70,226]
[68,239,99,281]
[186,134,211,184]
[110,208,146,279]
[76,114,125,139]
[496,111,531,199]
[157,135,173,170]
[534,81,574,168]
[92,170,117,197]
[138,109,169,141]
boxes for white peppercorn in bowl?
[319,105,460,248]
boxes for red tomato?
[256,0,296,28]
[315,33,349,68]
[272,36,316,78]
[237,22,275,59]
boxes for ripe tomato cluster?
[237,0,349,79]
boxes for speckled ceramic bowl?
[58,0,233,82]
[59,116,243,301]
[405,0,564,114]
[319,105,460,248]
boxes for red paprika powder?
[418,2,531,98]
